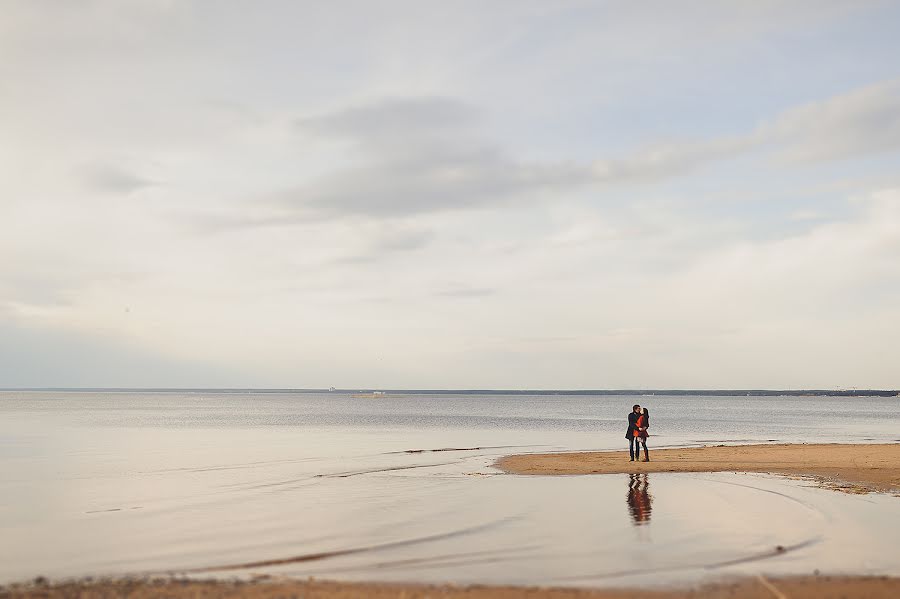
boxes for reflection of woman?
[633,407,650,462]
[627,473,652,525]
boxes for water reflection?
[626,474,652,526]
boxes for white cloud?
[763,79,900,163]
[82,164,155,194]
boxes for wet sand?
[3,576,899,599]
[496,443,900,494]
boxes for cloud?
[593,79,900,181]
[435,286,495,298]
[370,226,433,252]
[591,136,753,182]
[281,97,592,219]
[82,164,155,194]
[269,81,900,223]
[295,96,481,152]
[762,79,900,163]
[441,188,900,388]
[331,224,435,264]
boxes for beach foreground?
[3,576,899,599]
[496,443,900,494]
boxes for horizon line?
[1,387,897,396]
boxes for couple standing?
[626,404,650,462]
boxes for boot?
[642,447,650,462]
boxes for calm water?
[1,391,898,587]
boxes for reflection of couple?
[627,473,652,525]
[626,404,650,462]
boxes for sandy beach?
[496,443,900,494]
[3,575,900,599]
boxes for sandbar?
[496,443,900,494]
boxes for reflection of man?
[626,404,641,461]
[627,473,652,525]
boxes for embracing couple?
[627,404,650,462]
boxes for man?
[626,404,641,461]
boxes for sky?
[2,0,900,389]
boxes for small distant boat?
[351,391,386,398]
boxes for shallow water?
[1,391,898,586]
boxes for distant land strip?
[3,388,898,397]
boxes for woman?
[633,407,650,462]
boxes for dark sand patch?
[3,576,899,599]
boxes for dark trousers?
[630,437,648,459]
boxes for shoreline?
[495,443,900,494]
[3,575,900,599]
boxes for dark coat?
[626,412,639,439]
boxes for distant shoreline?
[2,388,898,397]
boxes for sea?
[1,390,898,588]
